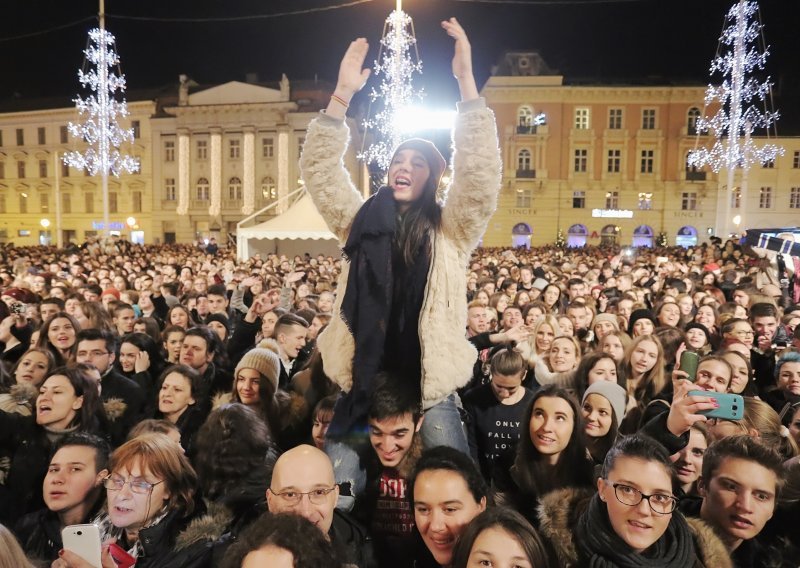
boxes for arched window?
[517,149,532,171]
[687,107,701,133]
[517,106,534,127]
[228,177,242,200]
[261,177,277,201]
[196,178,209,201]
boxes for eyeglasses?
[103,475,164,494]
[268,486,337,505]
[606,481,678,514]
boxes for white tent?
[237,193,341,260]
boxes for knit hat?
[101,288,120,300]
[582,381,627,429]
[627,308,656,336]
[205,313,230,332]
[234,339,281,393]
[390,138,447,191]
[1,288,36,304]
[684,322,712,345]
[592,313,620,332]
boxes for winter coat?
[538,487,732,568]
[100,507,216,568]
[300,98,502,410]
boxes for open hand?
[336,38,371,100]
[441,18,471,80]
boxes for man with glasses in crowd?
[267,444,372,567]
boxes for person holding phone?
[299,18,501,489]
[639,355,733,455]
[87,433,217,568]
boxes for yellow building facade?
[480,53,800,247]
[0,77,364,246]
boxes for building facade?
[480,52,800,248]
[0,76,365,246]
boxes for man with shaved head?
[267,445,373,567]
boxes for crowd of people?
[1,16,800,568]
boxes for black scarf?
[574,493,696,568]
[329,186,429,438]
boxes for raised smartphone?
[61,524,102,568]
[688,391,744,421]
[679,350,699,381]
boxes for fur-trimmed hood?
[538,487,732,568]
[212,391,233,410]
[102,397,127,422]
[0,382,38,416]
[175,500,233,551]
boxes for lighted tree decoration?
[64,23,139,236]
[359,2,424,171]
[687,0,783,237]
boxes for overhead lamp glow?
[393,107,456,133]
[40,218,51,228]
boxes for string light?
[688,0,784,172]
[63,28,139,178]
[359,8,424,170]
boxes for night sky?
[2,0,799,128]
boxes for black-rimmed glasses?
[606,481,678,514]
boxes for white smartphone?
[61,524,102,568]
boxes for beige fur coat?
[299,98,502,409]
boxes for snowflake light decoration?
[64,28,139,177]
[359,8,424,170]
[688,0,783,172]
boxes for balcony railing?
[516,125,538,135]
[516,168,536,178]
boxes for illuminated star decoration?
[64,27,139,234]
[359,8,424,170]
[688,0,783,172]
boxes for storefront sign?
[592,209,633,219]
[92,221,125,230]
[673,211,704,218]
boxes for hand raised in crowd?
[245,292,280,323]
[134,350,151,374]
[665,377,718,437]
[241,276,261,289]
[326,38,372,119]
[441,17,478,101]
[284,271,305,285]
[504,324,532,344]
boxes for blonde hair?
[737,398,799,461]
[622,334,666,403]
[0,524,34,568]
[526,315,563,357]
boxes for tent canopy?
[237,193,341,259]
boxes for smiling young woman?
[538,434,732,567]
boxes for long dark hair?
[393,174,441,267]
[512,385,593,497]
[41,366,104,432]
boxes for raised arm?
[439,18,502,250]
[299,39,371,240]
[442,18,479,102]
[326,38,372,119]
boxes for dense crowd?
[0,229,798,567]
[2,16,800,568]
